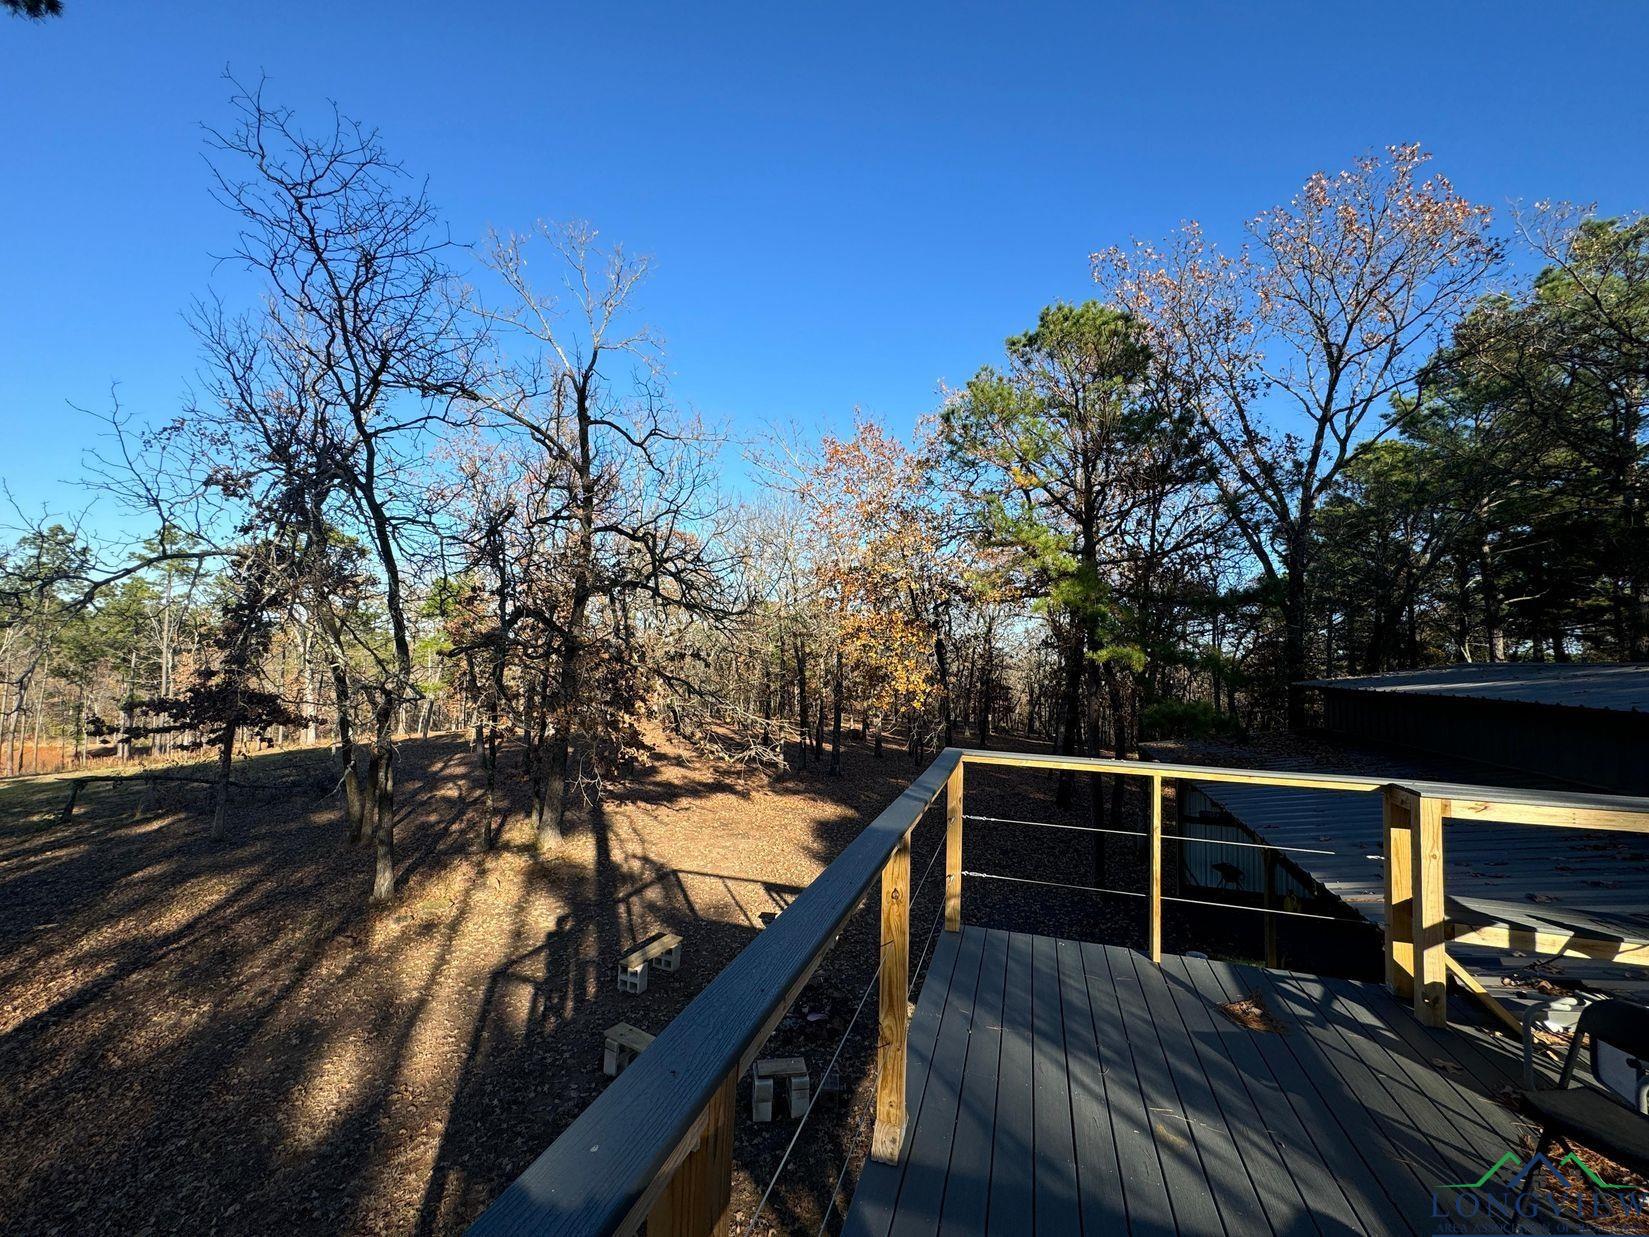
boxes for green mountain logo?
[1445,1150,1630,1191]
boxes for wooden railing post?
[645,1068,737,1236]
[1382,785,1415,1001]
[871,827,912,1163]
[1412,794,1448,1027]
[944,760,963,932]
[1148,774,1163,964]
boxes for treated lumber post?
[871,827,912,1162]
[1382,785,1416,1001]
[944,761,963,932]
[646,1068,737,1236]
[1148,774,1163,964]
[1411,794,1448,1028]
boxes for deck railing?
[468,747,1649,1236]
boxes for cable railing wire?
[745,829,948,1236]
[965,813,1336,855]
[958,869,1350,922]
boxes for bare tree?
[205,78,477,900]
[473,222,735,847]
[1095,145,1500,726]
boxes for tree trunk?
[793,635,809,773]
[934,634,953,749]
[370,735,396,903]
[1055,631,1084,808]
[537,722,570,848]
[1480,541,1504,662]
[331,663,365,844]
[829,650,844,776]
[976,630,993,745]
[1283,544,1311,730]
[211,722,235,842]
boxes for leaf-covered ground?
[0,729,1145,1235]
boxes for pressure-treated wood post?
[645,1068,737,1236]
[1147,774,1163,964]
[1382,785,1416,1001]
[944,761,963,932]
[1411,795,1448,1027]
[871,827,912,1162]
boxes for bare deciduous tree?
[1095,145,1500,725]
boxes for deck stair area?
[465,747,1649,1237]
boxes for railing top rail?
[468,748,961,1236]
[955,749,1649,819]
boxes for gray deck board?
[1076,940,1175,1234]
[1230,964,1444,1229]
[1054,938,1127,1235]
[936,929,1010,1232]
[1163,955,1367,1236]
[1198,958,1414,1234]
[986,931,1036,1234]
[1125,947,1270,1235]
[1031,935,1081,1235]
[1150,954,1324,1235]
[1092,940,1225,1234]
[887,925,988,1237]
[847,927,1537,1236]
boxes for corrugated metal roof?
[1301,662,1649,714]
[1187,775,1649,999]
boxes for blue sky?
[3,1,1647,528]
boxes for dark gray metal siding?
[1318,687,1649,794]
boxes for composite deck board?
[1294,975,1513,1150]
[1076,940,1176,1235]
[1093,942,1229,1236]
[1163,956,1369,1236]
[986,932,1036,1234]
[1150,954,1327,1234]
[1269,972,1495,1168]
[1196,958,1414,1235]
[935,929,1011,1232]
[1237,965,1448,1223]
[886,925,988,1237]
[1201,959,1418,1235]
[1124,948,1270,1235]
[1053,939,1127,1236]
[847,928,1533,1236]
[1031,935,1081,1236]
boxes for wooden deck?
[845,926,1539,1236]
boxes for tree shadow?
[0,728,924,1234]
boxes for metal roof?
[1301,662,1649,714]
[1184,771,1649,1000]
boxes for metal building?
[1304,662,1649,794]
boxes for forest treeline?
[2,87,1645,901]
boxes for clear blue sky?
[3,1,1647,526]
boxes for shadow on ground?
[0,728,1179,1235]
